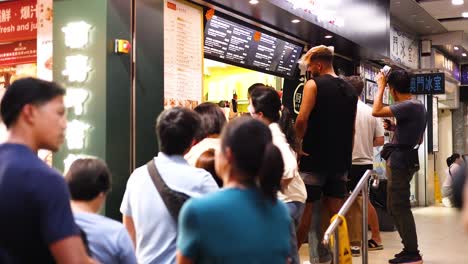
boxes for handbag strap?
[146,160,174,213]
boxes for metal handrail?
[322,169,377,264]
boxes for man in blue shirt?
[66,158,137,264]
[0,78,94,264]
[120,107,219,264]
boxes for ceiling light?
[463,12,468,18]
[425,25,431,28]
[462,53,467,57]
[454,46,459,50]
[291,19,300,23]
[324,35,333,39]
[452,0,464,5]
[249,0,259,4]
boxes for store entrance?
[203,58,283,117]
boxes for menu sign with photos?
[204,13,303,77]
[410,73,445,95]
[164,0,203,109]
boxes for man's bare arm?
[123,215,136,248]
[373,136,384,147]
[295,79,318,140]
[372,73,394,118]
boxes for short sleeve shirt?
[74,212,137,264]
[178,188,291,264]
[0,144,80,263]
[352,101,385,165]
[389,100,427,168]
[120,153,219,264]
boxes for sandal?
[368,239,383,251]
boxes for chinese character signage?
[390,26,419,69]
[410,73,445,95]
[0,0,37,42]
[0,40,36,66]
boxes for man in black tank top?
[294,45,357,262]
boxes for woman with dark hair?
[195,149,222,187]
[177,117,290,263]
[442,153,465,207]
[249,86,307,264]
[184,102,227,166]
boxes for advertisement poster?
[36,0,52,81]
[0,64,37,143]
[163,0,203,109]
[0,40,37,67]
[0,0,37,42]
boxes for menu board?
[204,14,302,77]
[164,0,203,109]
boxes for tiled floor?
[299,206,468,264]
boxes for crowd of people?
[0,45,466,264]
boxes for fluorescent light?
[452,0,464,5]
[249,0,259,4]
[324,35,333,39]
[291,19,300,23]
[454,46,459,50]
[463,12,468,18]
[462,53,467,57]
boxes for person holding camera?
[372,69,426,264]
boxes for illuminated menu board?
[204,14,302,77]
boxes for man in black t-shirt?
[0,78,94,264]
[295,45,357,263]
[373,70,426,264]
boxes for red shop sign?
[0,0,37,42]
[0,40,36,66]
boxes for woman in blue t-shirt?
[177,117,291,264]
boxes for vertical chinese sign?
[390,26,419,70]
[61,21,94,172]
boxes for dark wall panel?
[106,0,132,220]
[135,0,164,168]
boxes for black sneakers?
[388,251,423,264]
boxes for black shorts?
[347,164,373,192]
[301,171,348,202]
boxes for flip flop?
[368,239,384,251]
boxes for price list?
[204,14,302,77]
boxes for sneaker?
[351,246,361,257]
[388,252,423,264]
[368,239,384,251]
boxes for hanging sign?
[410,73,445,94]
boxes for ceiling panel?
[391,0,448,35]
[441,20,468,31]
[419,0,468,19]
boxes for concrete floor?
[299,206,468,264]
